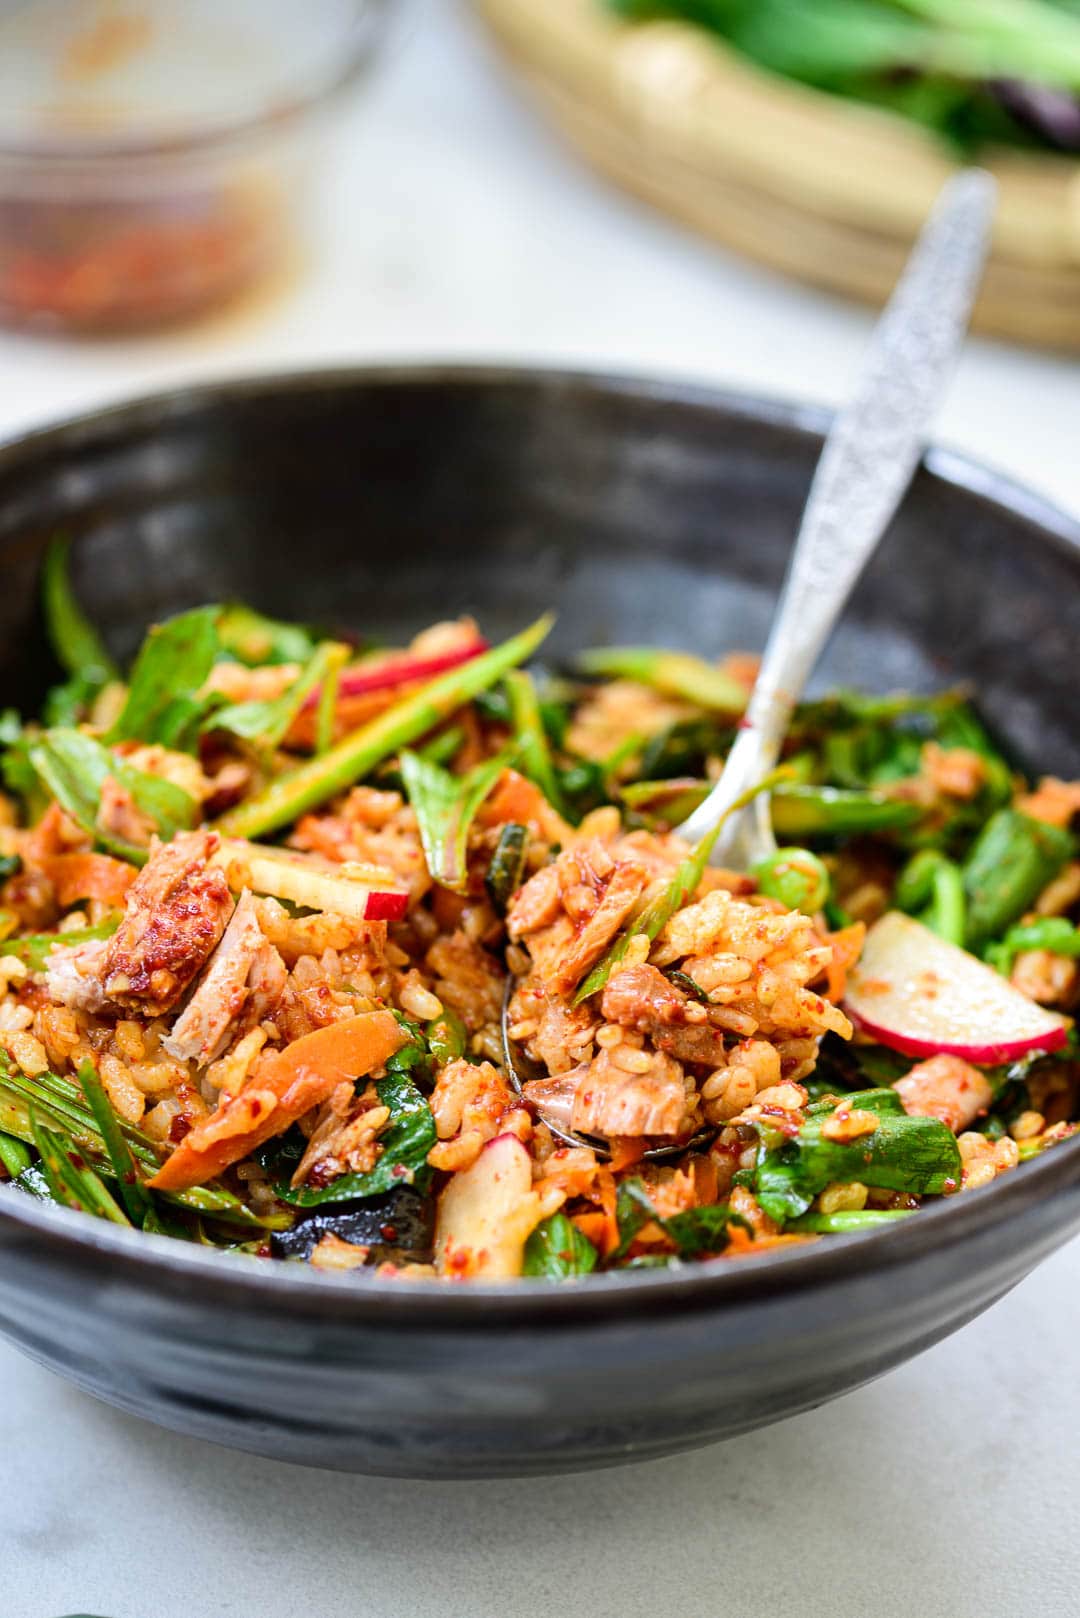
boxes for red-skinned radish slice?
[844,911,1069,1064]
[212,838,409,923]
[434,1133,558,1280]
[300,638,489,711]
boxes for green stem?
[504,668,568,817]
[215,615,554,839]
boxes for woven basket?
[474,0,1080,350]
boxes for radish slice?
[434,1134,552,1280]
[844,911,1069,1064]
[301,639,488,711]
[212,839,409,923]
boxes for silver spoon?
[505,170,998,1160]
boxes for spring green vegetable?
[41,536,120,726]
[76,1060,153,1228]
[485,822,529,916]
[401,744,517,893]
[962,809,1075,948]
[5,918,120,971]
[667,969,711,1003]
[0,1057,287,1232]
[787,1208,918,1233]
[575,766,790,1003]
[505,669,569,818]
[523,1213,599,1278]
[274,1067,437,1208]
[579,646,748,712]
[29,1107,130,1225]
[0,1131,32,1178]
[636,717,734,780]
[314,642,351,756]
[620,777,711,826]
[613,1178,750,1260]
[895,848,966,944]
[106,605,221,752]
[28,728,197,863]
[752,1089,962,1225]
[207,640,340,751]
[216,603,318,666]
[985,916,1080,976]
[215,614,554,840]
[771,783,923,839]
[426,1008,468,1068]
[753,846,831,912]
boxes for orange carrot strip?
[41,852,136,909]
[148,1010,406,1192]
[825,922,867,1004]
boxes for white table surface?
[4,3,1079,1615]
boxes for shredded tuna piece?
[43,936,114,1015]
[100,831,233,1016]
[895,1054,994,1134]
[162,890,278,1065]
[570,1045,691,1139]
[509,842,648,995]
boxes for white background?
[4,3,1079,1614]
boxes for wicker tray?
[474,0,1080,350]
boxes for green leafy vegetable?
[207,640,339,751]
[895,848,966,944]
[579,646,748,712]
[985,916,1080,976]
[787,1208,918,1233]
[751,1089,962,1225]
[638,717,734,780]
[771,782,923,840]
[5,918,120,971]
[28,728,196,863]
[962,809,1075,949]
[41,536,120,725]
[0,1131,32,1178]
[314,642,351,756]
[504,669,569,819]
[107,605,220,752]
[426,1008,467,1069]
[29,1106,130,1225]
[216,614,555,840]
[666,969,711,1003]
[523,1212,599,1278]
[485,821,529,915]
[0,1056,286,1233]
[401,744,517,892]
[216,603,318,666]
[276,1067,437,1208]
[76,1059,153,1227]
[613,1177,749,1260]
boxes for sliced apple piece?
[434,1133,560,1281]
[845,911,1069,1065]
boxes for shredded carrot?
[609,1137,648,1172]
[41,852,135,910]
[148,1011,406,1192]
[825,922,867,1004]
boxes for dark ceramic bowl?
[1,367,1079,1479]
